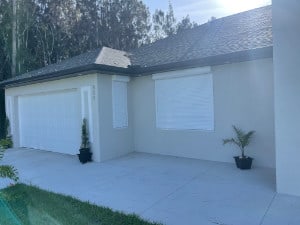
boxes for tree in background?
[151,9,166,41]
[177,15,198,34]
[0,0,12,80]
[0,0,152,79]
[163,2,176,36]
[151,2,177,41]
[150,2,198,42]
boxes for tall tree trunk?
[17,0,21,74]
[11,0,17,77]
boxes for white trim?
[5,96,14,138]
[152,67,211,80]
[112,75,130,83]
[5,96,12,122]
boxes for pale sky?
[143,0,272,24]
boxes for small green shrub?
[0,117,13,149]
[80,118,89,149]
[0,136,13,149]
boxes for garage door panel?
[18,90,81,155]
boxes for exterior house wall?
[5,75,102,162]
[131,58,275,168]
[97,74,134,161]
[273,0,300,196]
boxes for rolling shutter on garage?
[18,90,81,155]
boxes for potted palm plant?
[223,126,255,170]
[77,118,92,164]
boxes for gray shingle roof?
[5,47,130,83]
[129,5,272,67]
[1,5,272,87]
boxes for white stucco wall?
[5,73,134,162]
[273,0,300,196]
[132,58,275,168]
[5,75,102,162]
[97,74,134,161]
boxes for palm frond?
[242,130,255,148]
[223,138,241,148]
[232,126,255,149]
[0,165,19,182]
[223,125,255,156]
[233,126,245,146]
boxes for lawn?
[0,184,162,225]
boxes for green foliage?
[177,15,198,34]
[0,148,19,182]
[1,184,162,225]
[0,90,5,139]
[0,116,13,149]
[80,118,89,149]
[150,2,198,42]
[0,137,13,149]
[0,0,152,80]
[0,116,18,182]
[151,3,178,41]
[223,125,255,158]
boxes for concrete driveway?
[1,148,300,225]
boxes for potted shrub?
[77,118,92,164]
[223,126,255,170]
[0,117,13,149]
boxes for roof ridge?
[206,5,272,25]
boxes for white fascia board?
[112,75,130,82]
[152,67,211,80]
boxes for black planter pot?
[78,148,92,164]
[234,156,253,170]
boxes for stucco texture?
[273,0,300,195]
[131,58,275,168]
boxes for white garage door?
[18,90,81,155]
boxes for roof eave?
[1,46,273,88]
[0,64,129,88]
[132,46,273,76]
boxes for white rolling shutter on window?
[153,68,214,131]
[112,76,129,128]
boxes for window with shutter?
[112,75,130,128]
[153,67,214,131]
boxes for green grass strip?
[0,192,22,225]
[0,184,162,225]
